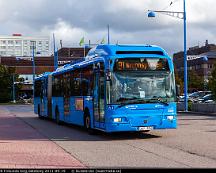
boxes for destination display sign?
[116,61,149,70]
[114,58,169,71]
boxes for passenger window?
[81,65,94,96]
[71,70,81,96]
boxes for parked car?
[198,94,215,103]
[178,91,212,103]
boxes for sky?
[0,0,215,56]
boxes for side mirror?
[176,85,180,97]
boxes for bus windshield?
[108,58,175,104]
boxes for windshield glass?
[107,58,175,105]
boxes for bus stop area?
[0,104,216,168]
[0,105,85,168]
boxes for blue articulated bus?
[34,44,177,133]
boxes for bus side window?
[71,70,81,96]
[63,72,70,96]
[88,66,94,96]
[42,80,45,97]
[35,80,42,97]
[82,65,93,96]
[59,75,63,96]
[44,78,48,97]
[52,77,57,96]
[53,75,63,97]
[81,79,88,96]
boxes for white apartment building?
[0,34,50,57]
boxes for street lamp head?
[148,11,156,18]
[202,56,208,61]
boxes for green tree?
[0,65,22,103]
[174,66,184,95]
[208,63,216,100]
[188,70,204,92]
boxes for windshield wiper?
[148,97,169,106]
[116,97,169,108]
[116,97,138,102]
[117,98,147,108]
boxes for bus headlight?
[167,116,174,121]
[113,118,122,122]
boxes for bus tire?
[38,105,43,119]
[84,111,94,135]
[55,107,62,125]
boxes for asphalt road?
[3,105,216,168]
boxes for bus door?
[93,62,105,129]
[47,75,52,118]
[41,78,47,116]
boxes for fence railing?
[177,102,216,113]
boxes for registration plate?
[139,126,153,131]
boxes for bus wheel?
[85,115,91,129]
[38,105,43,119]
[55,107,62,125]
[84,113,95,135]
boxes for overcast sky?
[0,0,215,56]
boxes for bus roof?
[35,72,51,80]
[86,44,168,57]
[36,44,170,78]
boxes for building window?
[8,40,14,45]
[195,65,201,70]
[8,46,14,50]
[208,64,213,69]
[0,51,6,55]
[15,40,21,45]
[0,46,6,49]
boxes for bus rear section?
[34,73,52,119]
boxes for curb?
[178,111,216,117]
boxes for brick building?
[0,47,91,99]
[173,40,216,90]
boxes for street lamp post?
[12,73,16,103]
[148,0,188,111]
[32,41,36,100]
[53,33,58,71]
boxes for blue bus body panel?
[68,96,84,126]
[105,103,177,132]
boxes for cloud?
[0,0,215,55]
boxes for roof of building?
[57,47,91,57]
[200,51,216,58]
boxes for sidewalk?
[0,107,86,168]
[178,111,216,116]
